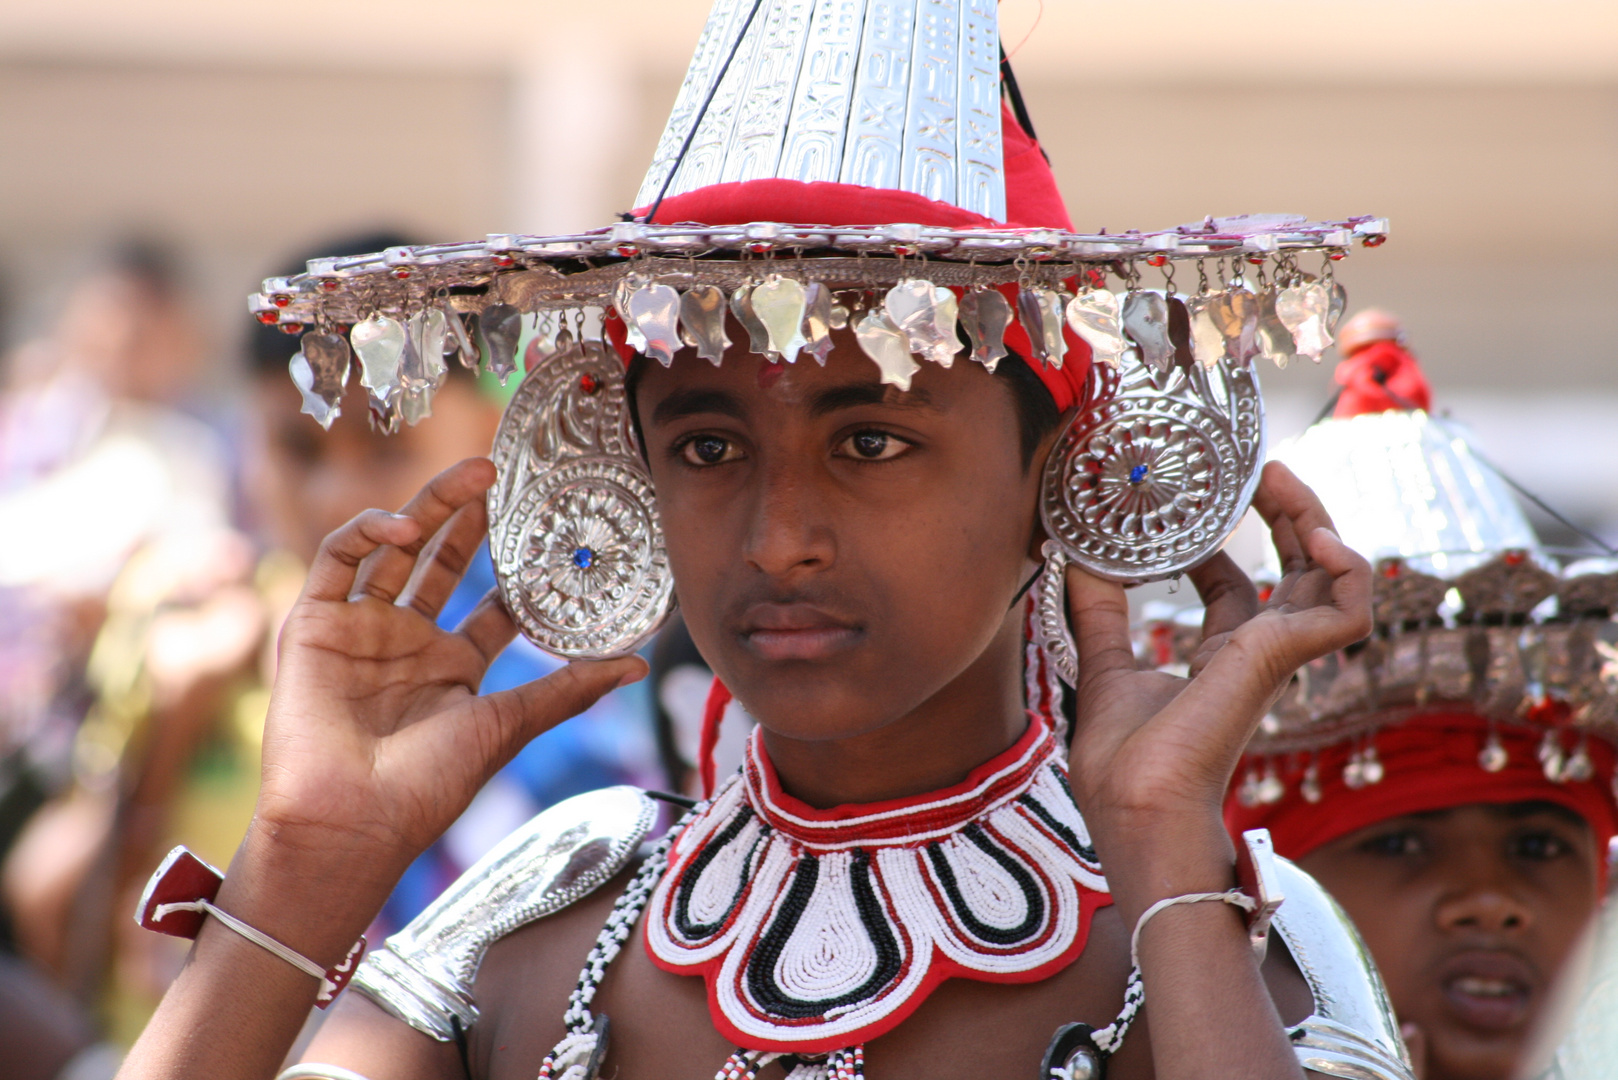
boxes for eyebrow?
[650,388,746,426]
[808,382,938,418]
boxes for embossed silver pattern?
[351,787,657,1041]
[1040,351,1264,583]
[488,341,675,659]
[638,0,1005,222]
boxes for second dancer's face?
[1300,801,1601,1080]
[634,330,1046,743]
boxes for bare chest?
[475,905,1145,1080]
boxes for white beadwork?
[647,720,1110,1047]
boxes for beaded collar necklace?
[643,715,1113,1054]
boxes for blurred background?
[0,0,1613,1074]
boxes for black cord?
[642,0,769,225]
[999,46,1050,164]
[1307,387,1342,428]
[645,788,699,810]
[1010,565,1042,610]
[449,1015,472,1080]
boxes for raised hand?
[1062,461,1372,846]
[249,458,646,936]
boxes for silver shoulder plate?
[351,786,657,1041]
[1271,857,1415,1080]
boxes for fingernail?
[389,512,413,522]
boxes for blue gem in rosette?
[1128,464,1150,484]
[572,547,596,570]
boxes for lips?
[1438,951,1537,1031]
[738,602,862,662]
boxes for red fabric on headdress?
[1332,339,1433,418]
[1225,711,1618,865]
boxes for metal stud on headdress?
[251,0,1385,660]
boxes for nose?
[741,457,835,580]
[1435,885,1534,935]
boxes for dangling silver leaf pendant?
[959,288,1011,372]
[854,308,919,392]
[680,284,731,366]
[1064,288,1126,367]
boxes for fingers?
[349,459,497,604]
[1251,462,1337,576]
[303,510,421,602]
[1065,565,1138,687]
[482,655,650,751]
[396,497,491,620]
[457,587,520,662]
[1188,551,1259,641]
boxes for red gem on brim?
[1145,254,1167,267]
[271,294,291,307]
[391,268,411,280]
[1505,550,1526,566]
[320,278,340,292]
[491,254,516,268]
[278,322,303,335]
[1362,234,1387,247]
[256,310,280,325]
[579,373,599,394]
[1328,251,1347,261]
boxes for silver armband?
[351,785,657,1041]
[1270,857,1416,1080]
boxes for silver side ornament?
[1040,329,1264,583]
[488,339,675,659]
[351,786,657,1041]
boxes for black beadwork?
[673,806,760,940]
[746,850,903,1019]
[925,824,1045,945]
[1018,783,1099,866]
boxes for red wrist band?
[135,845,366,1008]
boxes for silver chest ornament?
[1040,333,1264,585]
[487,339,674,659]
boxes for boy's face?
[1299,801,1602,1080]
[635,333,1046,742]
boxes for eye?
[838,429,908,461]
[1361,830,1425,858]
[679,435,741,466]
[1511,831,1570,861]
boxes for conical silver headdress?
[249,0,1387,659]
[1144,406,1618,796]
[1268,409,1540,583]
[635,0,1005,222]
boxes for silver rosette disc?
[489,340,674,658]
[1041,360,1263,583]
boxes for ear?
[1025,411,1067,563]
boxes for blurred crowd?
[0,236,729,1078]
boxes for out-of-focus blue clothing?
[375,545,659,934]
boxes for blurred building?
[1,0,1614,529]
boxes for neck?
[756,610,1030,808]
